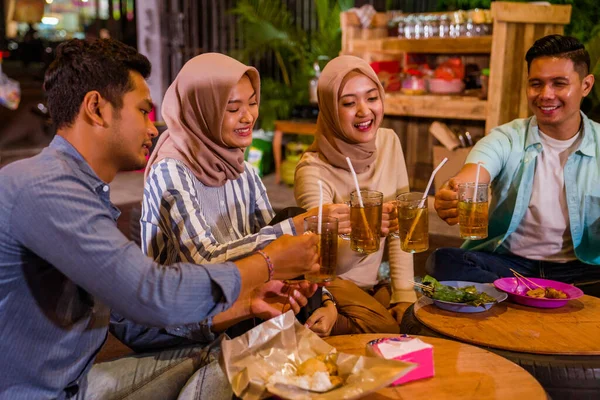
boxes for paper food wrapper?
[221,311,415,400]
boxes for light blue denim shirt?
[463,112,600,265]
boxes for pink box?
[367,335,434,385]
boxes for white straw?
[317,180,323,235]
[420,157,448,207]
[346,157,364,208]
[473,162,482,201]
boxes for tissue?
[366,335,434,385]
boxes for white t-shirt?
[503,130,581,262]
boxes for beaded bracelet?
[257,250,274,282]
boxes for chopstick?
[408,280,430,290]
[510,268,543,289]
[515,275,533,291]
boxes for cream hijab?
[307,55,384,173]
[145,53,260,187]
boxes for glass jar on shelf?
[423,15,439,38]
[451,10,467,37]
[401,69,427,95]
[465,18,475,37]
[396,17,406,39]
[439,14,450,38]
[413,15,424,39]
[403,15,415,39]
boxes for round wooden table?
[324,334,546,399]
[414,295,600,355]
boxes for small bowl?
[431,281,508,313]
[428,78,465,94]
[493,277,584,309]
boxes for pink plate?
[493,277,584,308]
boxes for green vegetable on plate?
[419,275,497,307]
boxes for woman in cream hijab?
[141,53,348,338]
[295,55,417,335]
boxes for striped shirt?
[142,158,296,266]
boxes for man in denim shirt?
[429,35,600,293]
[0,39,320,399]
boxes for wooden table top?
[324,334,546,400]
[414,295,600,355]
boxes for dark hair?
[525,34,590,77]
[44,39,151,130]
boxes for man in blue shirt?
[429,35,600,294]
[0,39,320,399]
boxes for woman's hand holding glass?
[293,204,351,235]
[323,204,351,235]
[381,201,399,237]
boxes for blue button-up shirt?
[0,136,241,399]
[463,112,600,265]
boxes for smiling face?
[221,74,259,149]
[527,56,594,137]
[337,72,383,144]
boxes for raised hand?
[263,234,319,280]
[293,203,351,235]
[435,178,461,225]
[322,203,351,235]
[381,201,398,236]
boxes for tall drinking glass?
[349,190,383,254]
[396,192,429,253]
[304,216,338,283]
[458,183,489,240]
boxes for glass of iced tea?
[458,183,489,240]
[349,190,383,254]
[304,216,338,283]
[396,192,429,253]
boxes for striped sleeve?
[142,159,290,264]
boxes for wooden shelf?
[341,3,572,129]
[384,93,488,120]
[346,36,492,55]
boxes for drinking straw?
[403,157,448,248]
[345,157,375,244]
[346,157,364,208]
[469,162,483,226]
[420,157,448,208]
[317,179,323,235]
[473,161,482,202]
